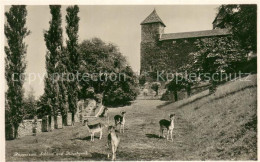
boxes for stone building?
[140,9,231,74]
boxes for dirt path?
[109,100,197,160]
[6,100,197,161]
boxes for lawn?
[6,75,257,161]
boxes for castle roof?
[212,6,226,24]
[141,9,166,27]
[159,29,230,41]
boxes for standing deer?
[159,114,175,141]
[107,126,120,160]
[114,111,126,133]
[83,119,104,142]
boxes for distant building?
[140,9,231,74]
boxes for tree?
[36,93,51,119]
[219,5,257,53]
[151,82,161,96]
[166,74,185,101]
[43,5,64,123]
[103,66,139,106]
[179,59,200,97]
[78,38,138,107]
[23,87,37,119]
[5,5,30,139]
[190,36,247,93]
[138,74,146,86]
[65,5,80,124]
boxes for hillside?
[160,74,257,160]
[6,75,257,161]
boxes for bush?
[151,82,161,96]
[138,74,146,86]
[161,90,171,101]
[103,87,138,107]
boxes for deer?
[159,114,175,141]
[114,111,126,133]
[107,126,120,160]
[83,119,104,142]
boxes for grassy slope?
[162,74,257,160]
[6,75,257,161]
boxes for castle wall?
[141,23,164,43]
[140,9,232,76]
[141,23,165,73]
[141,36,229,74]
[141,37,198,73]
[158,38,198,72]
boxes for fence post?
[67,112,72,126]
[56,112,63,129]
[49,115,55,131]
[32,116,38,136]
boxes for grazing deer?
[114,111,126,133]
[107,126,120,160]
[159,114,175,141]
[83,119,104,142]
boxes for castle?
[140,9,230,74]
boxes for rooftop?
[159,29,230,41]
[140,9,166,27]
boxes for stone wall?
[140,22,164,73]
[7,114,71,139]
[140,23,230,74]
[141,38,199,73]
[17,119,42,138]
[141,23,164,43]
[158,38,198,71]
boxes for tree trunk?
[14,124,19,139]
[186,86,191,97]
[6,123,15,140]
[72,112,75,126]
[209,80,217,94]
[54,116,58,129]
[62,114,67,126]
[174,91,178,101]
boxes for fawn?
[83,119,104,142]
[107,126,120,160]
[114,111,126,133]
[159,114,175,141]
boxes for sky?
[4,5,220,98]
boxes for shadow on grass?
[157,101,173,109]
[176,93,211,109]
[90,152,108,160]
[212,85,256,102]
[176,85,256,110]
[145,134,162,139]
[71,136,101,141]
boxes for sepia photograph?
[3,2,257,161]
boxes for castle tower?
[140,9,166,73]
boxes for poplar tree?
[65,5,80,124]
[5,5,30,139]
[43,5,64,124]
